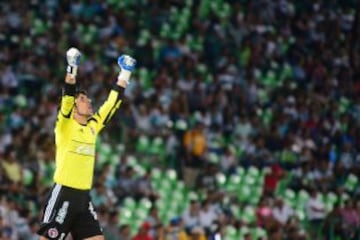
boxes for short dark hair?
[119,224,130,232]
[75,89,88,98]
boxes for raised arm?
[55,48,81,133]
[88,55,136,133]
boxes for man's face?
[75,93,93,117]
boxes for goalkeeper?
[37,47,136,240]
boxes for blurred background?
[0,0,359,239]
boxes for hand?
[66,47,81,67]
[117,55,136,86]
[117,55,136,72]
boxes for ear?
[73,103,78,113]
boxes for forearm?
[116,77,128,88]
[59,83,76,116]
[116,69,131,88]
[65,74,76,84]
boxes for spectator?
[152,223,165,240]
[0,0,359,239]
[27,218,39,240]
[136,170,159,201]
[132,221,153,240]
[182,199,201,232]
[323,202,345,240]
[119,224,132,240]
[183,121,207,188]
[219,146,237,175]
[306,189,326,237]
[0,215,12,240]
[189,226,207,240]
[272,198,294,225]
[341,200,360,239]
[284,215,308,240]
[195,162,218,192]
[145,206,162,238]
[103,210,121,240]
[255,197,279,230]
[163,217,188,240]
[116,166,137,200]
[1,146,23,195]
[263,164,285,197]
[91,181,117,208]
[198,199,218,233]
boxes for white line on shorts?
[44,184,62,222]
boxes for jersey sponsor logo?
[74,144,95,156]
[56,201,69,224]
[48,228,59,238]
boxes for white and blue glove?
[117,55,136,84]
[66,47,81,77]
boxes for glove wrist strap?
[67,65,78,77]
[118,69,131,84]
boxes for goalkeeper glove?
[117,55,136,84]
[66,47,81,77]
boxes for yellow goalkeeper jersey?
[53,84,124,190]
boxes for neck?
[74,113,88,125]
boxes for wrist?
[67,65,78,77]
[118,69,132,84]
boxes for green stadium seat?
[188,191,200,201]
[138,198,152,210]
[344,174,358,192]
[241,205,256,224]
[185,0,193,6]
[296,189,310,209]
[123,197,136,210]
[138,67,153,90]
[225,225,238,240]
[208,153,220,165]
[284,188,297,207]
[225,174,241,192]
[295,207,306,222]
[237,185,251,203]
[136,135,150,153]
[119,206,133,224]
[133,164,146,177]
[243,174,256,186]
[215,172,227,187]
[339,193,350,204]
[23,168,34,186]
[149,136,166,158]
[326,192,338,203]
[249,186,263,205]
[175,180,186,194]
[165,168,177,179]
[230,204,242,219]
[252,227,267,239]
[134,208,149,221]
[238,226,250,240]
[247,166,260,178]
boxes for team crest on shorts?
[48,228,59,238]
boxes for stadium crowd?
[0,0,360,239]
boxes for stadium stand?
[0,0,359,239]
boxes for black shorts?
[37,184,102,240]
